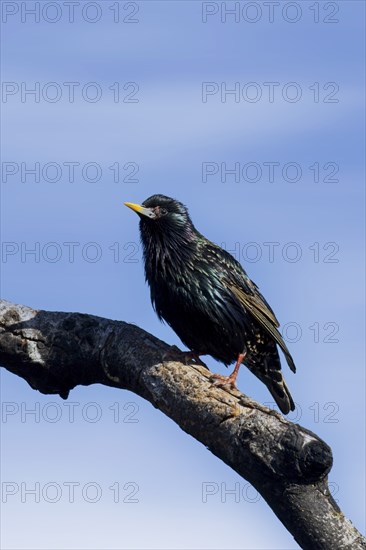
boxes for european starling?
[125,195,296,414]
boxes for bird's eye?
[160,208,168,216]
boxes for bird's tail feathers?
[249,353,295,415]
[266,375,295,415]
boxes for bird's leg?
[211,352,246,389]
[162,346,208,368]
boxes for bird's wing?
[240,278,280,327]
[228,282,295,371]
[204,243,296,373]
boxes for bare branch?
[0,299,364,550]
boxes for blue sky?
[1,1,365,548]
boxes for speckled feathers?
[126,194,296,414]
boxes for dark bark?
[0,299,365,550]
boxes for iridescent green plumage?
[125,194,296,414]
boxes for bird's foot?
[163,346,208,368]
[210,373,238,390]
[210,353,245,390]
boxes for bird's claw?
[210,373,238,390]
[163,346,208,368]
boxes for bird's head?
[125,194,198,272]
[125,194,197,247]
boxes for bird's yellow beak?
[124,202,156,219]
[124,202,144,214]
